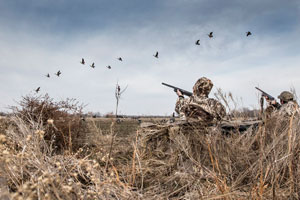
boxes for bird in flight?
[246,31,252,37]
[46,73,50,78]
[90,63,95,68]
[195,40,200,45]
[117,57,123,61]
[35,87,40,93]
[80,58,85,65]
[55,70,61,77]
[153,51,159,58]
[208,32,213,38]
[107,65,111,69]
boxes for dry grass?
[1,94,300,199]
[0,116,138,199]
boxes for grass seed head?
[2,149,9,155]
[47,119,54,125]
[34,130,45,138]
[26,134,32,141]
[0,134,6,142]
[62,185,72,193]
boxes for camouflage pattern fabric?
[264,105,276,119]
[275,101,300,118]
[265,101,300,119]
[175,77,226,123]
[192,77,213,98]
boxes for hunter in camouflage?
[175,77,226,123]
[265,91,300,119]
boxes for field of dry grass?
[1,95,300,199]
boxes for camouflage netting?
[133,116,300,199]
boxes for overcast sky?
[0,0,299,115]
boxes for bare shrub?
[11,94,88,153]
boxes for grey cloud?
[0,0,162,34]
[1,1,300,114]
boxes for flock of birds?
[34,31,252,93]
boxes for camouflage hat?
[193,77,213,98]
[278,91,294,101]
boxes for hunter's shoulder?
[281,101,299,110]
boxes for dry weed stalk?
[115,82,128,117]
[105,82,128,172]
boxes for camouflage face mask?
[192,77,213,98]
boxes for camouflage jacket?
[175,95,226,123]
[175,77,226,123]
[265,101,300,119]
